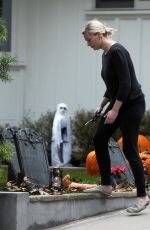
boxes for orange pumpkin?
[139,151,150,180]
[86,151,100,176]
[118,137,123,150]
[145,159,150,180]
[118,134,150,153]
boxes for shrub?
[71,109,98,166]
[140,110,150,137]
[0,141,13,163]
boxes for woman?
[82,19,149,213]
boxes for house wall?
[1,0,150,125]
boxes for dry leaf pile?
[3,174,139,195]
[6,177,51,195]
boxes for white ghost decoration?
[51,103,72,166]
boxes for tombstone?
[0,127,22,183]
[108,138,134,185]
[14,128,50,187]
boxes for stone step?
[1,190,149,230]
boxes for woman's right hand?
[94,97,109,117]
[94,106,103,117]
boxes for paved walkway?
[47,205,150,230]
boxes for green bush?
[71,109,98,166]
[0,141,13,163]
[139,110,150,137]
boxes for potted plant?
[0,141,13,186]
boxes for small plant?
[0,18,7,43]
[111,165,126,185]
[0,53,16,82]
[0,141,13,164]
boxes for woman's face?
[83,31,102,50]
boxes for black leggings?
[93,97,146,197]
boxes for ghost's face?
[57,103,68,115]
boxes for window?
[0,0,12,52]
[95,0,134,8]
[0,1,2,16]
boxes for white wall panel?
[0,67,24,125]
[139,19,150,108]
[118,19,141,81]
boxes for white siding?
[1,0,150,125]
[0,66,25,125]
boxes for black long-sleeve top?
[101,43,143,104]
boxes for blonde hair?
[82,19,116,37]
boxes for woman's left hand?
[104,109,118,124]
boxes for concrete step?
[0,190,149,230]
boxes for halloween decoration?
[51,103,72,166]
[62,174,97,191]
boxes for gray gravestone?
[108,137,134,185]
[14,128,50,187]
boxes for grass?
[62,168,100,185]
[0,167,8,185]
[0,167,100,194]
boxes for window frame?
[95,0,134,9]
